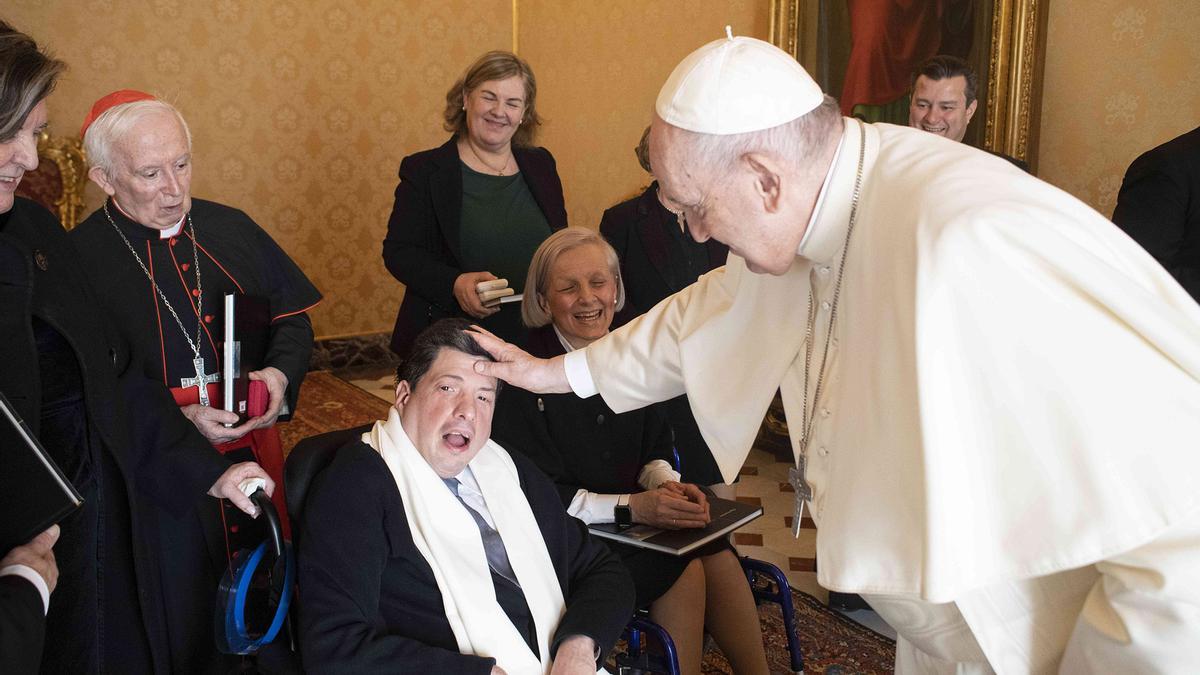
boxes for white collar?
[552,323,608,353]
[112,198,186,239]
[451,465,482,494]
[158,215,186,239]
[796,118,871,265]
[794,129,846,257]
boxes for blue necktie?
[444,477,521,588]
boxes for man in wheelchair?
[297,318,633,674]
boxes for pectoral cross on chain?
[788,454,813,538]
[180,357,220,407]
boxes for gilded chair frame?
[769,0,1050,171]
[34,131,89,230]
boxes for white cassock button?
[819,446,829,456]
[820,408,831,418]
[821,301,831,311]
[818,266,831,275]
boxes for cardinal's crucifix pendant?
[180,357,220,407]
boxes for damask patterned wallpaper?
[1037,0,1200,217]
[9,1,1195,335]
[6,0,512,338]
[7,0,768,338]
[518,1,769,229]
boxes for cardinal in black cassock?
[71,90,320,673]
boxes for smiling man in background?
[907,55,1031,172]
[908,54,977,143]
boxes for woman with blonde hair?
[492,227,769,675]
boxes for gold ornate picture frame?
[770,0,1049,171]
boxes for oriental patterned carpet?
[606,586,896,674]
[697,589,895,674]
[283,369,896,673]
[276,370,392,454]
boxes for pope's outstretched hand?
[468,326,572,394]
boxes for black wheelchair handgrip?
[250,488,285,558]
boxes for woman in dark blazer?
[0,22,215,672]
[383,50,568,357]
[490,228,769,675]
[599,126,729,490]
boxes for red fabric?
[247,380,269,418]
[839,0,945,115]
[80,89,156,138]
[170,383,291,538]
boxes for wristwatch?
[615,495,633,529]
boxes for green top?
[458,162,553,344]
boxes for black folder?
[0,391,83,554]
[588,496,762,556]
[221,293,271,425]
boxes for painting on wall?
[770,0,1047,167]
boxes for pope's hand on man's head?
[208,462,274,517]
[468,325,572,393]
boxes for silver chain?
[103,202,204,360]
[800,120,867,454]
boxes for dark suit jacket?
[0,200,152,498]
[298,439,633,674]
[1112,126,1200,302]
[599,184,728,484]
[0,575,43,675]
[383,138,569,356]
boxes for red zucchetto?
[80,89,156,138]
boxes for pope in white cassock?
[471,30,1200,675]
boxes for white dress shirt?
[0,564,50,614]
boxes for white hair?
[672,94,842,181]
[521,227,626,328]
[83,98,192,174]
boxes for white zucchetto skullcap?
[656,26,824,135]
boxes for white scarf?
[363,408,565,674]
